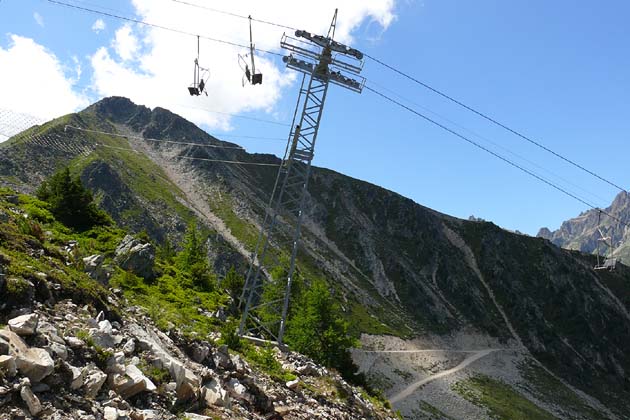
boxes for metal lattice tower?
[239,10,365,346]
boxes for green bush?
[284,280,360,382]
[177,223,215,291]
[36,167,110,231]
[219,319,243,351]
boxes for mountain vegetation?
[1,96,630,419]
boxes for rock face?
[538,190,630,264]
[115,235,156,279]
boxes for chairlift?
[594,211,617,271]
[238,16,263,87]
[188,36,210,96]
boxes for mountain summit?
[538,190,630,264]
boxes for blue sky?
[1,0,629,235]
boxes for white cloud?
[92,19,106,34]
[0,35,89,122]
[112,24,139,61]
[90,0,397,131]
[33,12,44,27]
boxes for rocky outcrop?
[538,190,630,264]
[0,295,396,420]
[115,235,156,279]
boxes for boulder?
[8,313,39,336]
[286,378,299,390]
[65,336,86,349]
[83,254,107,283]
[115,235,155,279]
[213,345,233,370]
[170,361,199,401]
[0,329,54,382]
[90,321,123,348]
[122,338,136,356]
[201,378,230,408]
[67,363,86,390]
[0,355,17,377]
[20,386,42,416]
[83,365,107,398]
[103,406,119,420]
[110,365,156,399]
[226,378,253,403]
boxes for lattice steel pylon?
[238,9,365,346]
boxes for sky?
[0,0,629,235]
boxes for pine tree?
[177,222,214,290]
[36,167,109,230]
[285,280,359,379]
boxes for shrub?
[36,167,110,231]
[284,280,361,383]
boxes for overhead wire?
[365,85,630,229]
[33,1,630,224]
[45,0,284,57]
[0,126,281,167]
[64,125,246,150]
[175,104,291,127]
[169,0,297,31]
[365,53,627,194]
[366,81,612,207]
[49,0,625,195]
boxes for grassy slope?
[452,375,558,420]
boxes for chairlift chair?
[238,16,263,86]
[188,36,210,96]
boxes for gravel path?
[389,349,500,404]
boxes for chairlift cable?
[365,53,627,194]
[64,126,246,150]
[46,0,284,57]
[365,85,630,230]
[367,80,612,207]
[169,0,297,31]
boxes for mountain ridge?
[2,96,630,419]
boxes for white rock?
[82,364,107,398]
[201,378,231,408]
[127,364,156,392]
[286,378,300,390]
[182,414,213,420]
[109,365,155,398]
[8,313,39,336]
[0,355,17,378]
[103,406,118,420]
[98,320,113,334]
[65,336,86,349]
[122,338,135,356]
[0,329,55,382]
[20,386,43,416]
[67,363,86,390]
[226,378,253,403]
[170,361,199,401]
